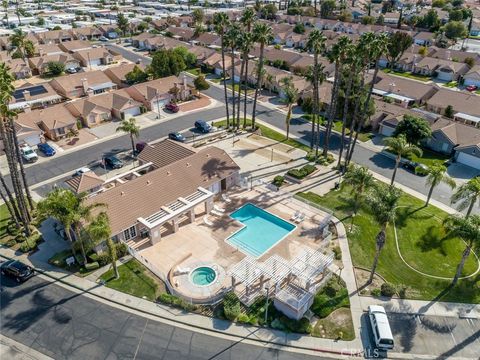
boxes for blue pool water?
[190,267,216,286]
[227,203,296,257]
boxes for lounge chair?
[174,266,191,276]
[290,211,300,221]
[295,213,305,223]
[203,215,213,226]
[211,209,223,216]
[214,204,225,213]
[222,193,232,203]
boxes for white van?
[368,305,394,350]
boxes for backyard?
[297,186,480,303]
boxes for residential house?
[65,89,144,127]
[35,29,73,44]
[0,50,11,62]
[463,66,480,88]
[383,12,400,25]
[264,48,303,70]
[104,63,146,87]
[426,89,480,127]
[49,70,117,99]
[290,55,314,75]
[99,25,119,39]
[1,117,43,151]
[428,47,480,65]
[193,33,221,48]
[0,36,11,51]
[375,101,422,134]
[126,76,193,111]
[72,47,123,67]
[165,26,195,42]
[59,39,93,53]
[6,59,32,79]
[373,75,437,107]
[71,27,103,41]
[413,31,435,46]
[65,171,104,194]
[188,45,216,66]
[151,19,169,31]
[16,104,77,141]
[28,53,80,75]
[9,82,63,111]
[132,33,156,49]
[35,44,64,56]
[83,140,240,246]
[413,57,470,81]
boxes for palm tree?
[240,8,256,128]
[252,22,274,131]
[14,0,21,26]
[306,29,327,153]
[383,135,422,185]
[0,171,21,228]
[2,1,9,28]
[323,36,352,157]
[213,13,230,128]
[421,164,456,207]
[87,212,119,279]
[9,29,28,62]
[280,78,299,140]
[343,164,374,229]
[116,118,140,154]
[366,184,402,284]
[236,32,253,129]
[444,214,480,285]
[225,24,240,130]
[451,177,480,217]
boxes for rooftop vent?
[186,162,191,167]
[146,180,151,185]
[120,191,125,196]
[167,171,171,176]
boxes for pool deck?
[139,185,334,302]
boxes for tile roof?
[138,140,196,168]
[16,103,76,130]
[427,89,480,117]
[65,171,104,193]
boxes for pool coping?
[224,202,297,259]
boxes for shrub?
[223,291,241,321]
[84,261,100,271]
[398,285,408,299]
[116,242,128,258]
[272,175,285,187]
[371,288,381,297]
[301,96,313,113]
[19,241,36,253]
[97,253,111,267]
[287,164,317,179]
[7,222,20,236]
[15,234,27,243]
[6,238,17,247]
[274,315,312,334]
[194,75,210,91]
[381,283,396,297]
[236,313,250,324]
[311,277,349,318]
[157,293,197,311]
[332,246,342,260]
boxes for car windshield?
[12,261,28,271]
[24,149,34,155]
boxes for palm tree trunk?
[220,34,230,128]
[391,157,400,185]
[243,54,249,129]
[345,70,367,166]
[15,0,21,26]
[311,53,319,150]
[323,60,341,157]
[230,47,236,130]
[130,134,135,154]
[337,67,354,169]
[344,99,359,167]
[426,184,435,207]
[466,199,475,217]
[237,54,246,129]
[64,224,78,257]
[0,171,21,225]
[252,43,265,131]
[286,105,292,140]
[0,187,17,225]
[452,245,471,286]
[75,227,88,264]
[106,238,119,279]
[368,227,386,284]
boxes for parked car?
[99,36,108,42]
[466,85,478,92]
[19,144,38,163]
[0,260,35,283]
[103,155,124,169]
[74,167,92,176]
[168,132,186,142]
[37,143,56,156]
[66,67,77,74]
[194,120,212,133]
[402,160,428,175]
[368,305,394,350]
[165,102,179,113]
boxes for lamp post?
[264,285,270,325]
[155,89,161,120]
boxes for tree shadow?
[416,225,449,256]
[436,329,480,359]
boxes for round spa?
[189,266,217,286]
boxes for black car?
[168,132,186,142]
[0,260,35,283]
[402,160,428,176]
[194,120,212,133]
[104,155,124,169]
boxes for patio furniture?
[174,266,191,276]
[214,204,225,213]
[290,211,300,221]
[211,209,223,216]
[295,213,305,223]
[222,194,232,203]
[203,215,213,226]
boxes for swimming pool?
[226,203,296,258]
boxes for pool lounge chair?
[290,211,300,221]
[174,266,191,276]
[222,194,232,203]
[214,204,225,213]
[295,213,305,223]
[203,215,214,226]
[211,209,223,216]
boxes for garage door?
[123,107,141,118]
[380,125,395,137]
[89,59,101,66]
[151,99,167,111]
[464,78,480,87]
[457,152,480,169]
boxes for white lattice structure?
[291,247,334,291]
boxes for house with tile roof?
[9,82,63,111]
[425,89,480,127]
[65,171,104,194]
[413,57,470,82]
[463,66,480,88]
[49,70,117,99]
[28,53,80,76]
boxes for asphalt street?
[2,275,479,359]
[6,43,479,214]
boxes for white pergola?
[292,247,334,291]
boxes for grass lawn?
[312,308,355,341]
[301,116,373,143]
[48,250,96,277]
[297,186,479,303]
[0,203,9,239]
[383,69,431,82]
[408,148,451,167]
[100,259,165,301]
[186,68,203,76]
[226,83,255,95]
[444,81,458,88]
[213,118,311,153]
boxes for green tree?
[320,0,336,18]
[444,214,480,285]
[451,177,480,217]
[343,164,374,229]
[148,49,185,78]
[366,184,402,284]
[392,115,432,145]
[9,29,35,62]
[192,8,204,25]
[443,21,467,43]
[421,164,456,206]
[117,12,129,36]
[194,75,209,90]
[224,24,241,129]
[449,9,463,22]
[417,9,440,31]
[280,78,299,140]
[445,104,454,118]
[464,57,475,68]
[137,21,148,33]
[386,32,413,69]
[2,0,8,27]
[172,46,196,69]
[383,134,422,185]
[87,212,119,279]
[46,61,65,76]
[260,4,277,20]
[293,22,305,34]
[240,8,256,129]
[213,12,231,128]
[116,118,140,154]
[125,65,148,84]
[252,22,274,130]
[37,17,45,26]
[362,16,375,25]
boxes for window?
[123,225,137,240]
[57,127,65,135]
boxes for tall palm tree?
[9,29,28,62]
[323,36,352,157]
[306,29,327,153]
[343,164,374,229]
[421,164,456,207]
[15,0,21,26]
[280,78,299,140]
[252,22,273,131]
[213,13,230,128]
[240,8,256,128]
[236,32,253,129]
[366,184,401,284]
[2,1,9,28]
[87,212,119,279]
[225,24,240,130]
[0,171,21,227]
[116,118,140,154]
[383,135,422,185]
[451,177,480,217]
[444,214,480,285]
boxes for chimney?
[23,104,31,113]
[183,75,187,88]
[81,78,88,94]
[22,90,31,101]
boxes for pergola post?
[189,209,195,224]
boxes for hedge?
[157,293,197,311]
[287,164,317,179]
[223,291,241,321]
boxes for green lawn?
[408,148,451,167]
[226,83,255,95]
[186,68,203,76]
[296,186,479,303]
[0,203,9,239]
[48,250,96,277]
[301,116,373,142]
[383,69,431,82]
[100,259,164,301]
[444,81,458,88]
[213,118,311,153]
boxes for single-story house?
[35,44,64,56]
[428,47,480,65]
[65,171,104,194]
[413,31,435,46]
[6,59,32,79]
[165,26,195,42]
[35,29,73,44]
[59,39,93,53]
[72,47,123,67]
[373,75,438,107]
[413,57,470,82]
[192,33,221,48]
[28,54,80,75]
[425,89,480,127]
[49,70,118,99]
[463,66,480,88]
[9,82,63,111]
[71,27,103,41]
[132,33,156,49]
[104,63,146,87]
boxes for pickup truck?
[19,145,38,163]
